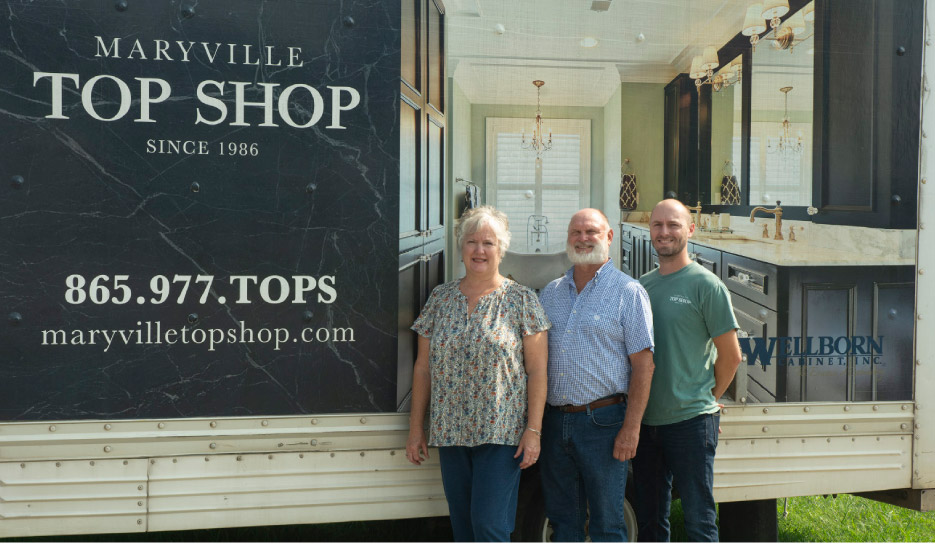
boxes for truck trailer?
[0,0,932,540]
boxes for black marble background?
[0,1,401,419]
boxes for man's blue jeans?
[633,412,720,542]
[437,444,522,542]
[540,401,629,542]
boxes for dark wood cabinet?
[398,0,446,411]
[619,223,914,403]
[664,74,702,205]
[812,0,924,229]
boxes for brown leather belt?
[554,394,627,413]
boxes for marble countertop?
[621,222,915,267]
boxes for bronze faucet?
[750,200,783,240]
[686,201,702,226]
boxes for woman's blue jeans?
[437,444,522,542]
[633,412,720,542]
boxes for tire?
[512,466,639,542]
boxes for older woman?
[406,205,550,542]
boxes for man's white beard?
[566,240,609,265]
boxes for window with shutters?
[485,118,591,254]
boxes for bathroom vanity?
[621,221,914,404]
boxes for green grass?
[666,494,935,542]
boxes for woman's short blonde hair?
[455,205,511,256]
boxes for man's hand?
[613,424,639,461]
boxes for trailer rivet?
[826,438,831,443]
[801,439,806,443]
[843,425,849,431]
[902,405,909,410]
[851,438,855,442]
[390,451,396,455]
[123,460,128,465]
[330,453,335,458]
[90,461,95,466]
[138,485,144,491]
[776,439,780,444]
[740,397,746,403]
[172,458,177,463]
[873,405,879,411]
[342,16,356,28]
[261,420,269,427]
[180,4,195,19]
[236,456,242,461]
[187,313,198,324]
[877,437,881,441]
[804,407,810,412]
[722,408,727,415]
[360,451,366,457]
[299,454,304,458]
[104,424,112,430]
[762,408,769,414]
[55,462,61,467]
[49,425,56,432]
[750,440,755,445]
[158,422,165,429]
[150,460,155,465]
[138,501,143,507]
[268,454,274,460]
[278,443,284,448]
[19,463,24,468]
[311,419,318,425]
[924,178,929,184]
[8,312,23,325]
[360,417,368,424]
[10,174,25,188]
[104,446,112,453]
[901,423,909,430]
[917,360,922,366]
[915,423,922,429]
[210,421,217,428]
[205,457,210,462]
[311,439,318,446]
[209,443,217,449]
[137,519,143,525]
[762,426,769,432]
[844,405,850,412]
[921,269,926,275]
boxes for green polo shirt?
[640,262,738,426]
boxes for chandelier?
[742,1,813,52]
[521,80,552,166]
[767,86,803,156]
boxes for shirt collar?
[561,258,616,287]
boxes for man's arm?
[711,329,742,400]
[613,347,654,462]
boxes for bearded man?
[537,208,655,542]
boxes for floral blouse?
[412,279,551,447]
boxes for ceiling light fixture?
[767,86,803,156]
[521,80,552,167]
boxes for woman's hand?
[514,429,541,469]
[406,428,429,466]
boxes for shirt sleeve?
[703,280,740,339]
[411,285,441,337]
[521,287,552,336]
[621,282,655,355]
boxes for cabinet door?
[399,98,422,247]
[872,282,914,401]
[400,0,420,93]
[426,0,444,115]
[813,0,923,228]
[426,116,445,234]
[397,258,421,410]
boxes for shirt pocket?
[584,312,624,343]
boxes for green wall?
[620,83,665,211]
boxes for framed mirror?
[748,1,815,207]
[710,54,743,205]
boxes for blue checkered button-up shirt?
[539,259,655,406]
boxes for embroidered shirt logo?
[669,295,692,305]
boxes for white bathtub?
[501,250,572,290]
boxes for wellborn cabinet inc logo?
[740,336,885,366]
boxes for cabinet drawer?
[722,252,779,310]
[691,243,722,277]
[732,292,780,403]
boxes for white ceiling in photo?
[447,0,759,107]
